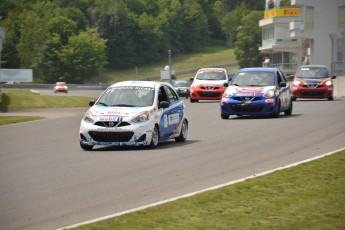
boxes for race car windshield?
[196,71,227,80]
[296,67,329,79]
[231,72,274,86]
[97,86,154,107]
[173,81,189,87]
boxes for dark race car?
[172,80,191,98]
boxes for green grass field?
[101,46,238,83]
[0,89,95,125]
[71,150,345,230]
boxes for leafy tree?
[135,12,165,62]
[58,28,107,83]
[90,0,138,67]
[36,34,64,83]
[156,0,184,53]
[197,0,224,40]
[217,0,264,12]
[0,11,21,68]
[58,7,89,32]
[47,16,77,45]
[180,0,210,52]
[16,10,47,68]
[234,11,263,68]
[221,3,250,47]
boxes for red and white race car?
[54,82,68,93]
[189,68,230,103]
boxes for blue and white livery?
[79,81,188,150]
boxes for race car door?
[158,85,182,139]
[276,70,290,110]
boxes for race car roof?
[109,81,162,88]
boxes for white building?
[259,0,345,76]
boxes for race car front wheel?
[149,125,159,148]
[175,119,188,142]
[221,114,229,119]
[80,141,94,150]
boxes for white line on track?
[58,147,345,230]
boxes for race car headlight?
[263,90,275,98]
[223,90,233,98]
[293,80,302,86]
[192,83,200,88]
[83,111,94,123]
[325,80,332,86]
[132,111,149,123]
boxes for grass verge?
[0,116,45,125]
[0,89,95,125]
[72,150,345,230]
[0,89,95,109]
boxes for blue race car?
[220,68,293,119]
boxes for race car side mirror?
[332,76,337,79]
[223,82,229,87]
[279,82,287,87]
[159,101,170,109]
[89,100,95,106]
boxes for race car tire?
[149,125,159,148]
[273,100,281,118]
[284,100,293,116]
[221,114,229,119]
[292,96,296,101]
[190,99,198,103]
[328,96,333,101]
[175,119,188,142]
[80,141,94,150]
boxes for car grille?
[201,86,220,90]
[94,121,130,127]
[301,90,325,96]
[89,131,134,142]
[231,104,265,113]
[233,97,261,101]
[198,91,221,97]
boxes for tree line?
[0,0,264,83]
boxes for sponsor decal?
[237,87,263,94]
[112,86,154,91]
[163,114,168,128]
[99,116,122,122]
[168,113,180,125]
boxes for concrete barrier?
[333,76,345,99]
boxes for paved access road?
[1,98,345,230]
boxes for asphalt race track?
[1,93,345,230]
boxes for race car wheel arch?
[175,119,188,142]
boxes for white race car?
[79,81,188,150]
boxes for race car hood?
[295,77,331,87]
[226,86,277,95]
[89,105,152,118]
[193,79,227,87]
